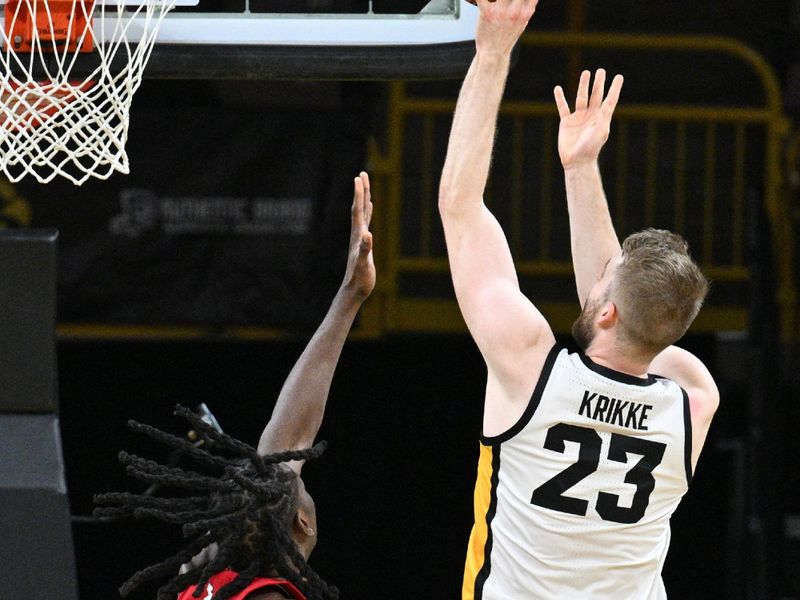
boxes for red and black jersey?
[177,570,305,600]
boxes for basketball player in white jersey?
[438,1,719,598]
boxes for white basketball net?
[0,0,173,184]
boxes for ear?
[293,509,315,537]
[596,301,617,329]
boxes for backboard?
[0,0,478,79]
[133,0,480,79]
[154,0,477,45]
[0,0,477,183]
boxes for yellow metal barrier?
[372,33,795,340]
[51,34,795,342]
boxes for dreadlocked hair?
[93,404,339,600]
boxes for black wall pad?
[0,413,78,599]
[0,229,58,412]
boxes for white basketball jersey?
[463,345,692,600]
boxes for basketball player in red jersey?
[439,1,719,598]
[95,172,375,600]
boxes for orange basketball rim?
[5,0,95,53]
[0,0,174,184]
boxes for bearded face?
[571,294,603,351]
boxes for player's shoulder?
[488,327,557,388]
[482,337,561,437]
[648,345,719,424]
[245,585,305,600]
[685,380,719,426]
[649,346,717,391]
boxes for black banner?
[8,80,369,329]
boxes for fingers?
[359,171,372,228]
[365,193,373,228]
[561,69,623,116]
[602,74,624,115]
[575,69,591,112]
[473,0,535,15]
[589,68,606,109]
[553,85,570,118]
[352,172,372,232]
[352,175,364,228]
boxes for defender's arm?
[257,173,375,467]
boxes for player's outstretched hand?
[474,0,538,58]
[554,69,624,169]
[342,171,375,301]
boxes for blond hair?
[611,229,709,354]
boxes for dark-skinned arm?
[257,172,375,470]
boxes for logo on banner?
[109,188,313,238]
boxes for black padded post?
[0,229,58,412]
[0,229,77,598]
[0,413,78,599]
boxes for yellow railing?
[371,33,795,340]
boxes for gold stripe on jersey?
[462,443,494,600]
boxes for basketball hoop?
[0,0,174,184]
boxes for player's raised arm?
[555,69,624,306]
[257,172,375,467]
[556,71,718,468]
[438,0,553,408]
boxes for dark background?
[61,334,748,600]
[7,0,800,598]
